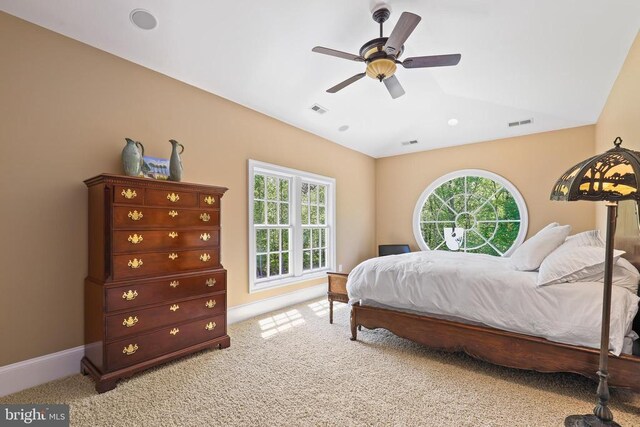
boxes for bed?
[346,250,640,392]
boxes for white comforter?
[347,251,640,355]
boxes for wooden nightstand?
[327,272,349,324]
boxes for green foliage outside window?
[419,174,524,256]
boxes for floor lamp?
[551,136,640,427]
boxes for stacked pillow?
[510,223,572,271]
[536,229,639,293]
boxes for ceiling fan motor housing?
[360,37,402,81]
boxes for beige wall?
[595,32,640,259]
[376,126,597,250]
[1,10,632,368]
[0,13,376,366]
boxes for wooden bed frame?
[341,267,640,394]
[349,303,640,392]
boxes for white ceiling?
[1,0,639,158]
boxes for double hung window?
[249,160,335,292]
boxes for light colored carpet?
[2,298,640,426]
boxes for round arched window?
[412,169,528,256]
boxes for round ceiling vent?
[130,9,157,30]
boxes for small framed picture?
[142,156,170,180]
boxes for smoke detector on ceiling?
[130,9,158,30]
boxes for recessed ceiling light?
[130,9,157,30]
[448,118,459,127]
[338,125,349,132]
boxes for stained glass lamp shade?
[551,137,640,427]
[550,137,640,202]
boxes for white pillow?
[578,257,640,294]
[564,230,605,248]
[537,245,625,286]
[510,224,571,271]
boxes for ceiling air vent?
[508,118,534,127]
[401,140,419,146]
[310,104,328,115]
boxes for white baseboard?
[0,283,326,397]
[0,345,84,397]
[228,282,326,324]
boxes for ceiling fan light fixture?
[366,58,397,81]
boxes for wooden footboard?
[350,302,640,392]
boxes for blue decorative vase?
[121,138,145,176]
[169,139,184,182]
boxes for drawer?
[106,313,226,371]
[199,193,221,208]
[146,188,198,207]
[113,229,219,253]
[113,206,220,228]
[114,185,144,205]
[106,294,226,340]
[113,248,220,280]
[106,270,226,311]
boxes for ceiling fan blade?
[312,46,364,62]
[383,75,405,99]
[384,12,421,56]
[326,73,366,93]
[402,54,462,69]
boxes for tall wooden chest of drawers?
[81,174,229,392]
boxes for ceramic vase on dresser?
[81,174,229,392]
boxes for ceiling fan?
[312,5,461,99]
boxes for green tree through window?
[413,170,528,256]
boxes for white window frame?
[412,169,528,256]
[249,160,336,293]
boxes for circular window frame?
[412,169,529,256]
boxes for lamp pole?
[565,201,619,427]
[593,201,618,423]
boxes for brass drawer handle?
[200,233,211,241]
[167,193,180,202]
[169,280,179,288]
[205,300,216,309]
[128,234,143,244]
[168,231,178,239]
[123,344,138,355]
[205,322,216,331]
[122,316,138,328]
[200,253,211,262]
[121,189,137,199]
[169,328,180,335]
[168,210,178,218]
[200,213,210,222]
[170,304,179,312]
[203,196,215,205]
[128,210,143,221]
[169,253,178,260]
[128,258,143,269]
[122,290,138,300]
[206,278,216,287]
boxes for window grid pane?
[256,227,291,280]
[255,173,291,227]
[302,226,328,271]
[301,182,327,227]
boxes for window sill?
[250,270,330,294]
